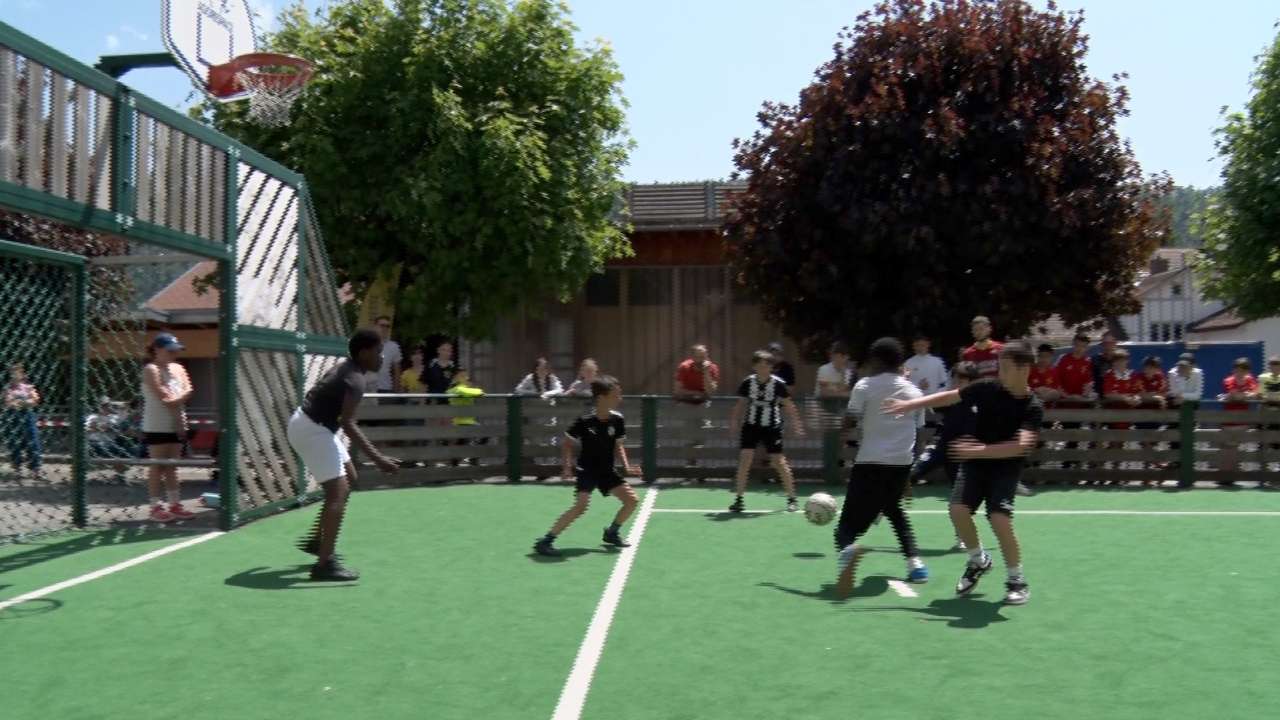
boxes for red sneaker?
[168,503,196,520]
[150,504,174,522]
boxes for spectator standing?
[815,341,856,398]
[1028,344,1063,406]
[424,340,457,395]
[674,344,721,404]
[904,335,948,394]
[1168,353,1204,406]
[401,345,427,394]
[514,357,564,398]
[961,316,1004,379]
[4,363,42,477]
[1091,331,1120,399]
[1100,349,1143,483]
[1217,358,1260,486]
[565,359,602,398]
[369,316,403,393]
[141,334,195,522]
[767,342,796,387]
[1055,334,1098,407]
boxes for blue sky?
[3,0,1276,188]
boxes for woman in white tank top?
[141,334,194,523]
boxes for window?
[585,269,620,307]
[1173,323,1184,341]
[1149,322,1162,342]
[1171,283,1183,297]
[627,268,672,306]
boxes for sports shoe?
[834,545,867,599]
[1016,482,1034,497]
[602,527,631,548]
[956,552,993,595]
[149,504,174,523]
[951,537,967,552]
[310,557,359,582]
[1004,578,1030,605]
[785,497,798,512]
[168,503,195,520]
[533,536,561,557]
[907,565,930,584]
[728,496,744,514]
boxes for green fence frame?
[0,21,350,533]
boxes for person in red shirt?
[1100,350,1143,477]
[1029,344,1062,406]
[1217,358,1260,485]
[674,344,721,404]
[1138,356,1169,409]
[961,315,1004,379]
[1055,333,1098,407]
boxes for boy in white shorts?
[288,329,400,581]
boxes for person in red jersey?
[1091,330,1120,399]
[1028,344,1063,406]
[1097,349,1144,483]
[1055,333,1098,408]
[1216,358,1260,486]
[1136,356,1170,482]
[962,316,1004,379]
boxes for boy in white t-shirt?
[904,335,948,394]
[833,337,927,598]
[815,341,856,398]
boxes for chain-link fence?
[0,21,350,542]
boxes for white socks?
[907,556,925,570]
[1007,564,1024,581]
[967,547,986,563]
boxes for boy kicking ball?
[534,376,640,557]
[289,329,401,581]
[728,350,806,514]
[884,340,1043,605]
[833,338,928,598]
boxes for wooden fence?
[351,396,1280,489]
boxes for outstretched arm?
[883,389,960,415]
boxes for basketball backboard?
[161,0,259,102]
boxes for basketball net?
[236,70,306,128]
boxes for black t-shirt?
[958,379,1044,471]
[566,411,626,475]
[424,359,455,394]
[936,400,977,446]
[301,359,365,432]
[738,374,790,427]
[773,360,796,387]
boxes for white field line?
[887,580,919,598]
[551,488,660,720]
[651,508,1280,517]
[0,531,224,612]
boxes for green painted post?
[70,264,88,527]
[642,396,658,483]
[217,148,240,530]
[111,88,136,222]
[294,185,308,497]
[821,398,841,484]
[507,395,523,482]
[1178,400,1197,488]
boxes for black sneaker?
[785,497,798,512]
[602,527,631,548]
[956,552,992,595]
[533,537,562,557]
[1004,578,1030,605]
[310,558,359,582]
[728,496,745,513]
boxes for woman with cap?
[141,333,195,522]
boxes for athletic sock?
[907,556,925,570]
[967,547,986,564]
[1007,564,1024,581]
[166,489,180,505]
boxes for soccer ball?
[804,492,838,525]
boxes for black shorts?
[143,432,182,446]
[951,463,1020,517]
[575,471,624,497]
[739,424,783,454]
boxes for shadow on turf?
[224,566,359,590]
[759,577,1008,629]
[526,547,615,563]
[0,527,199,576]
[0,597,62,620]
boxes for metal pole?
[506,395,523,482]
[1178,400,1197,488]
[294,184,308,497]
[642,396,658,483]
[70,264,88,527]
[217,149,240,530]
[821,398,841,485]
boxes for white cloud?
[120,24,150,43]
[105,34,120,50]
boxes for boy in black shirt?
[534,376,640,557]
[885,340,1043,605]
[909,361,981,487]
[288,329,401,581]
[728,350,805,513]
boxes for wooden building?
[465,181,820,396]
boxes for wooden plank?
[0,48,14,183]
[237,352,300,501]
[92,91,112,210]
[152,121,170,224]
[48,71,68,197]
[382,444,508,462]
[1022,469,1171,483]
[1044,409,1180,424]
[354,465,487,488]
[134,114,151,222]
[358,402,507,421]
[1193,429,1280,445]
[165,127,183,229]
[1195,410,1280,425]
[71,84,89,202]
[359,425,506,442]
[22,60,43,190]
[1039,429,1182,443]
[1034,449,1176,462]
[209,139,225,245]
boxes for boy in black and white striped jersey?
[728,350,805,513]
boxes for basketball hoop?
[208,53,314,128]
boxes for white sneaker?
[835,545,867,599]
[1004,578,1030,605]
[951,537,967,551]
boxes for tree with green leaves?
[1196,27,1280,319]
[206,0,631,339]
[725,0,1169,358]
[1161,186,1216,248]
